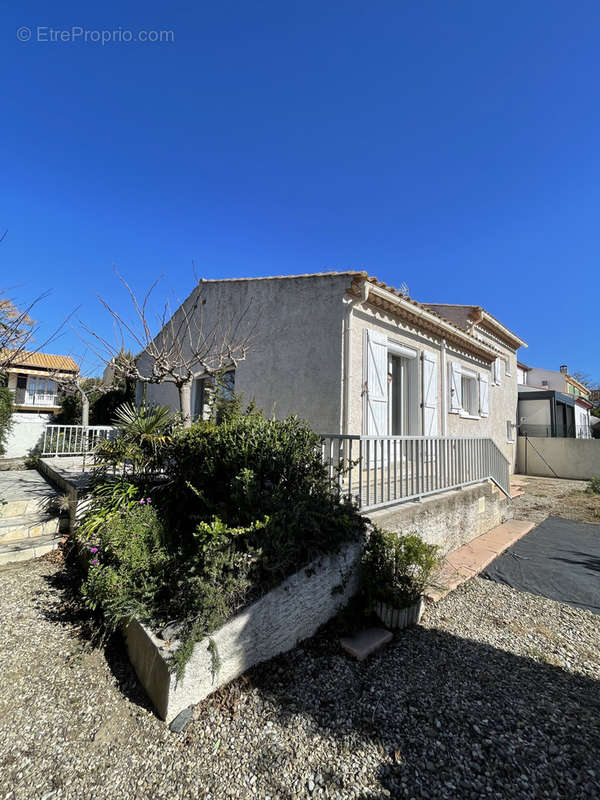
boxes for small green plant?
[361,527,439,610]
[587,476,600,495]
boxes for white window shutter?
[479,374,489,417]
[364,329,388,435]
[422,351,439,436]
[449,361,462,413]
[495,357,502,386]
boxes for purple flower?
[90,547,98,554]
[91,559,99,566]
[139,499,145,504]
[146,497,152,504]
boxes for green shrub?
[361,527,439,609]
[78,403,366,675]
[0,386,13,456]
[81,501,168,631]
[587,476,600,495]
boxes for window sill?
[459,412,480,420]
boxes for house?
[1,350,79,458]
[517,363,593,438]
[139,272,526,472]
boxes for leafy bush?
[361,527,439,609]
[0,386,13,456]
[81,501,168,629]
[158,410,365,580]
[587,476,600,495]
[77,403,366,675]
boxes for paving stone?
[340,627,393,661]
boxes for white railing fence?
[320,434,511,512]
[41,425,116,457]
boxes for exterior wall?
[3,412,52,459]
[517,436,600,480]
[527,367,565,393]
[141,275,349,434]
[348,302,520,469]
[347,304,447,437]
[368,481,511,556]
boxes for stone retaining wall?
[367,480,511,555]
[125,541,362,723]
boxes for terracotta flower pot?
[374,596,424,630]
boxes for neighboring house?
[525,364,591,401]
[1,350,79,458]
[517,363,593,438]
[139,272,526,471]
[516,362,531,386]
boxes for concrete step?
[428,519,536,602]
[0,533,62,566]
[340,628,393,661]
[0,470,59,519]
[0,513,60,542]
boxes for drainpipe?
[342,281,369,435]
[440,338,447,435]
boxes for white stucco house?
[2,350,79,459]
[140,272,526,475]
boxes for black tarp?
[482,516,600,615]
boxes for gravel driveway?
[1,552,599,800]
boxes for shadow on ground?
[242,618,600,799]
[39,548,156,715]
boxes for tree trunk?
[178,381,192,427]
[76,384,90,427]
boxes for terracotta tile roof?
[3,350,79,372]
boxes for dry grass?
[512,475,600,524]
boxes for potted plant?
[361,527,439,630]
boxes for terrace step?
[0,533,62,566]
[0,470,59,516]
[0,513,61,542]
[427,519,536,602]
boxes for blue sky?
[1,1,598,380]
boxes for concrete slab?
[0,470,58,518]
[340,627,393,661]
[428,520,535,602]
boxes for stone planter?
[124,541,362,723]
[374,596,424,630]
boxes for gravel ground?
[1,552,599,800]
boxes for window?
[461,374,478,416]
[450,361,486,418]
[192,371,235,420]
[504,358,511,377]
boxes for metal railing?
[11,388,60,407]
[519,424,593,439]
[320,434,511,512]
[41,425,116,457]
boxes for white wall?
[141,275,349,434]
[3,413,52,459]
[527,367,565,392]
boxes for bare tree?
[81,273,255,426]
[570,370,597,390]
